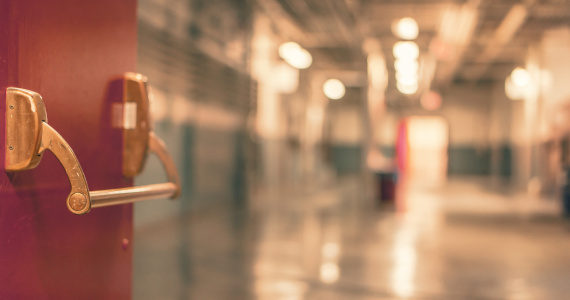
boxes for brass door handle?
[5,74,180,215]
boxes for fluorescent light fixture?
[278,42,299,60]
[278,42,312,69]
[396,72,419,86]
[323,79,346,100]
[511,67,530,87]
[320,262,340,284]
[393,41,419,61]
[394,59,419,74]
[397,81,418,95]
[394,18,419,40]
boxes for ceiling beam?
[463,2,532,81]
[432,0,480,85]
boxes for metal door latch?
[5,73,180,214]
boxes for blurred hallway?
[134,176,570,300]
[130,0,570,299]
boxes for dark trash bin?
[375,172,397,203]
[563,170,570,216]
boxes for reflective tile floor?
[133,177,570,299]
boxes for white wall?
[439,83,492,147]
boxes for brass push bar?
[5,74,180,214]
[90,131,180,208]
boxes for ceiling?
[256,0,570,92]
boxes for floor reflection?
[134,176,570,299]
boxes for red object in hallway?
[396,120,409,175]
[0,0,136,298]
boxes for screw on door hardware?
[69,193,88,211]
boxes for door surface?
[1,0,137,298]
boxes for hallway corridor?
[133,177,570,300]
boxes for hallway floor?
[134,177,570,299]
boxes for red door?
[1,0,136,298]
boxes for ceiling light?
[394,59,419,74]
[394,59,419,73]
[278,42,312,69]
[396,72,418,85]
[505,76,524,100]
[393,41,419,61]
[397,81,418,95]
[323,79,346,100]
[288,48,312,69]
[511,67,530,87]
[394,18,419,40]
[320,262,340,284]
[278,42,300,60]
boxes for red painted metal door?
[1,0,136,298]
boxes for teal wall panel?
[448,147,491,175]
[330,145,362,174]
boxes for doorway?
[398,116,449,186]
